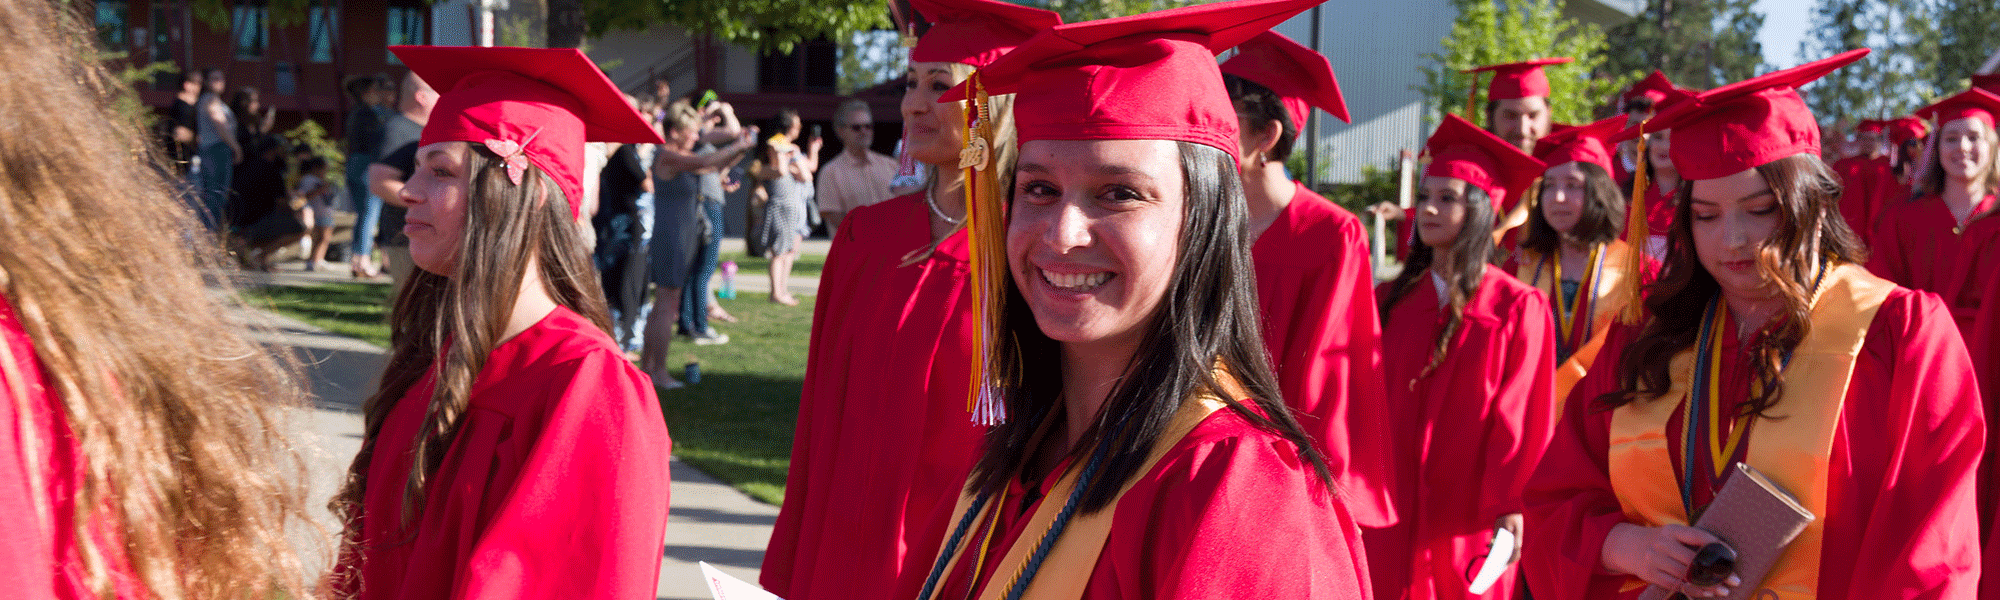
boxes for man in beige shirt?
[815,99,897,233]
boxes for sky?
[1755,0,1818,69]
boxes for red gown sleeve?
[451,351,673,600]
[1111,429,1372,600]
[1480,284,1561,520]
[1866,207,1915,287]
[1522,324,1645,600]
[1818,290,1983,599]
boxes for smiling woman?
[914,1,1372,599]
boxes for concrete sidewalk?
[237,274,779,599]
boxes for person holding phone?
[753,109,819,306]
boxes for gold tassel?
[958,72,1011,425]
[1619,119,1652,325]
[1465,71,1481,124]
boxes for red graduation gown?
[339,307,673,600]
[934,409,1373,600]
[1833,155,1895,246]
[1251,183,1395,527]
[1369,268,1559,600]
[1866,194,2000,336]
[0,298,141,599]
[761,193,984,600]
[1522,287,1984,600]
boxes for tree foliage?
[1419,0,1615,126]
[587,0,888,55]
[1800,0,1940,124]
[1601,0,1764,90]
[1933,0,2000,92]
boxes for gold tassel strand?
[1619,118,1652,325]
[957,72,1010,425]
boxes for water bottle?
[718,261,737,299]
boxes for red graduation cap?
[1914,87,2000,129]
[910,0,1062,68]
[1887,116,1929,147]
[943,0,1324,163]
[1632,48,1869,180]
[1220,31,1351,128]
[1464,57,1574,101]
[1532,116,1626,174]
[1622,70,1680,105]
[1855,119,1887,134]
[391,46,664,218]
[1973,73,2000,95]
[1424,113,1547,212]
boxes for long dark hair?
[333,145,611,579]
[1597,154,1864,415]
[1379,181,1498,382]
[1519,161,1626,257]
[967,141,1331,513]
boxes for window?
[274,62,297,96]
[385,7,426,64]
[95,0,130,49]
[308,4,336,63]
[232,3,267,60]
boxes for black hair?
[1621,95,1657,115]
[968,141,1332,514]
[1519,161,1626,256]
[1379,181,1499,383]
[1222,74,1298,163]
[300,156,327,173]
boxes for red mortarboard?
[1464,57,1574,101]
[1532,116,1625,173]
[391,46,664,217]
[910,0,1061,68]
[944,0,1324,163]
[1854,119,1887,134]
[1631,48,1869,180]
[1887,116,1929,146]
[1973,74,2000,95]
[1914,87,2000,129]
[1622,70,1680,105]
[1424,113,1547,211]
[1220,31,1350,127]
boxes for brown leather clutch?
[1637,462,1815,600]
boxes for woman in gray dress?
[756,109,821,306]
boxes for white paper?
[701,561,783,600]
[1466,527,1517,594]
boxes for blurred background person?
[815,98,895,234]
[195,65,240,231]
[753,109,818,306]
[345,73,393,278]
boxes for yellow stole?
[926,389,1232,600]
[1515,240,1641,409]
[1606,263,1893,599]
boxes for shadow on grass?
[658,370,802,507]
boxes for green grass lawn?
[720,250,825,280]
[242,280,810,505]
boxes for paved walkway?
[236,243,799,599]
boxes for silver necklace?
[925,189,964,226]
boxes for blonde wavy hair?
[0,1,317,598]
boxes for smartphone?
[808,124,821,140]
[696,89,718,109]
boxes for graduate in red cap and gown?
[1830,119,1896,246]
[1619,72,1695,259]
[1219,30,1396,530]
[915,1,1372,598]
[1887,115,1930,192]
[1372,113,1558,600]
[1504,117,1655,405]
[1615,71,1680,185]
[329,46,674,599]
[1870,86,2000,537]
[760,1,1058,598]
[1523,49,1985,600]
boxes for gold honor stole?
[1606,263,1893,599]
[1515,240,1640,409]
[929,391,1231,600]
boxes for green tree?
[1603,0,1767,90]
[588,0,888,55]
[1419,0,1614,126]
[1934,0,2000,91]
[1801,0,1937,123]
